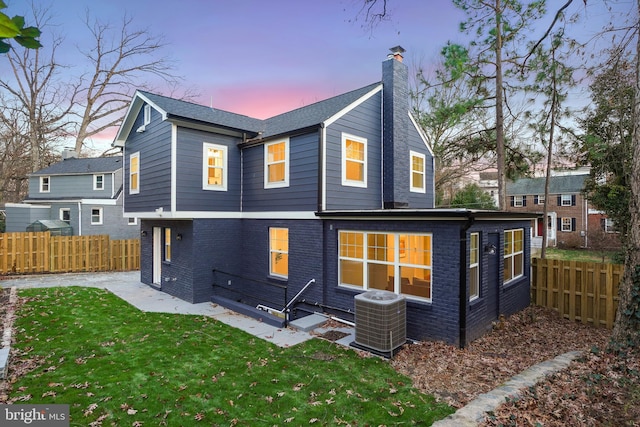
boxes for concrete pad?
[0,347,9,379]
[289,314,327,332]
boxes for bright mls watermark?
[1,405,69,426]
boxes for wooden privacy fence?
[531,257,622,329]
[0,232,140,274]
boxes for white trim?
[202,142,228,191]
[469,232,479,301]
[5,203,50,209]
[321,126,327,211]
[409,150,426,193]
[90,207,103,225]
[171,124,177,213]
[324,85,382,127]
[129,152,140,194]
[93,174,105,191]
[341,133,367,188]
[264,138,290,189]
[408,112,435,157]
[39,176,50,193]
[59,208,71,222]
[144,104,151,126]
[269,227,289,279]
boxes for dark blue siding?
[325,92,383,210]
[124,106,172,212]
[242,132,320,212]
[175,127,242,211]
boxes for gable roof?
[30,156,123,176]
[114,82,382,146]
[506,174,588,195]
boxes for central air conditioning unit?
[354,290,406,354]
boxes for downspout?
[459,212,475,349]
[77,202,82,236]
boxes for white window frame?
[93,174,104,191]
[513,196,524,207]
[504,228,524,284]
[264,139,289,189]
[90,207,103,225]
[338,230,432,301]
[604,218,615,233]
[144,104,151,126]
[410,150,426,193]
[536,195,545,205]
[341,133,367,188]
[128,217,138,226]
[129,152,140,194]
[561,194,572,206]
[469,232,479,301]
[59,208,70,224]
[561,217,573,232]
[40,176,50,193]
[269,227,289,279]
[202,143,228,191]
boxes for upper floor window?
[338,230,432,300]
[94,174,104,190]
[203,143,227,191]
[560,194,574,206]
[129,152,140,194]
[269,227,289,278]
[59,208,70,224]
[40,176,50,193]
[410,151,426,193]
[91,207,103,225]
[144,104,151,126]
[264,139,289,188]
[534,195,545,205]
[513,196,525,207]
[504,228,524,283]
[342,133,367,187]
[469,232,479,301]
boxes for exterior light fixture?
[484,243,497,255]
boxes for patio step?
[0,347,9,379]
[289,314,327,332]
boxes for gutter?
[459,212,475,349]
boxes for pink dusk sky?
[3,0,632,149]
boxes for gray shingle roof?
[31,156,123,176]
[139,91,264,134]
[506,174,588,195]
[138,82,381,140]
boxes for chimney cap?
[388,45,406,62]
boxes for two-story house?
[5,152,139,240]
[114,47,536,347]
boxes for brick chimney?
[382,46,409,209]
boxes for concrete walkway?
[1,271,315,348]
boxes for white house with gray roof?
[5,153,139,239]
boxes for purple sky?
[3,0,633,148]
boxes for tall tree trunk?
[495,0,506,210]
[611,0,640,348]
[541,49,558,259]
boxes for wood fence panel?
[531,257,622,329]
[0,232,139,275]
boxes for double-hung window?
[338,231,432,300]
[264,139,289,188]
[513,196,524,207]
[269,227,288,278]
[561,217,573,232]
[342,133,367,187]
[91,208,103,225]
[410,151,426,193]
[129,152,140,194]
[40,176,50,193]
[60,208,70,224]
[560,194,573,206]
[203,143,227,191]
[504,229,524,283]
[469,233,479,300]
[94,174,104,190]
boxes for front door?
[486,232,500,320]
[153,227,162,286]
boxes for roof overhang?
[316,208,541,221]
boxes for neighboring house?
[506,174,620,250]
[113,47,536,347]
[5,152,139,240]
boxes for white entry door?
[153,227,162,285]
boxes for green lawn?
[8,287,453,426]
[543,248,622,264]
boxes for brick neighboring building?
[506,174,620,250]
